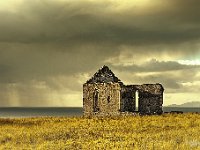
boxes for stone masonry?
[83,65,164,116]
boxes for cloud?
[0,0,200,47]
[109,61,200,93]
[0,0,200,106]
[0,73,86,107]
[110,59,200,72]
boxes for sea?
[0,107,199,118]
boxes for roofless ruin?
[83,66,164,116]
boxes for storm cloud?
[0,0,200,106]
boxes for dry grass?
[0,113,199,150]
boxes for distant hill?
[167,101,200,107]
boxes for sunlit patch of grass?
[0,114,199,149]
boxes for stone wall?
[83,83,121,116]
[86,65,121,84]
[120,85,135,112]
[120,84,164,115]
[83,65,164,116]
[135,84,164,115]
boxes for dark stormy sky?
[0,0,200,106]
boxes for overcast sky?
[0,0,200,107]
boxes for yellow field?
[0,113,199,150]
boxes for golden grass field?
[0,113,199,150]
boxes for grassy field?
[0,113,199,150]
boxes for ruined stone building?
[83,66,164,116]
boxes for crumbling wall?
[120,84,164,115]
[83,65,164,116]
[120,85,135,112]
[135,84,164,115]
[86,65,121,84]
[83,83,121,116]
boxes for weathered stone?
[86,65,121,84]
[83,83,121,116]
[83,66,164,116]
